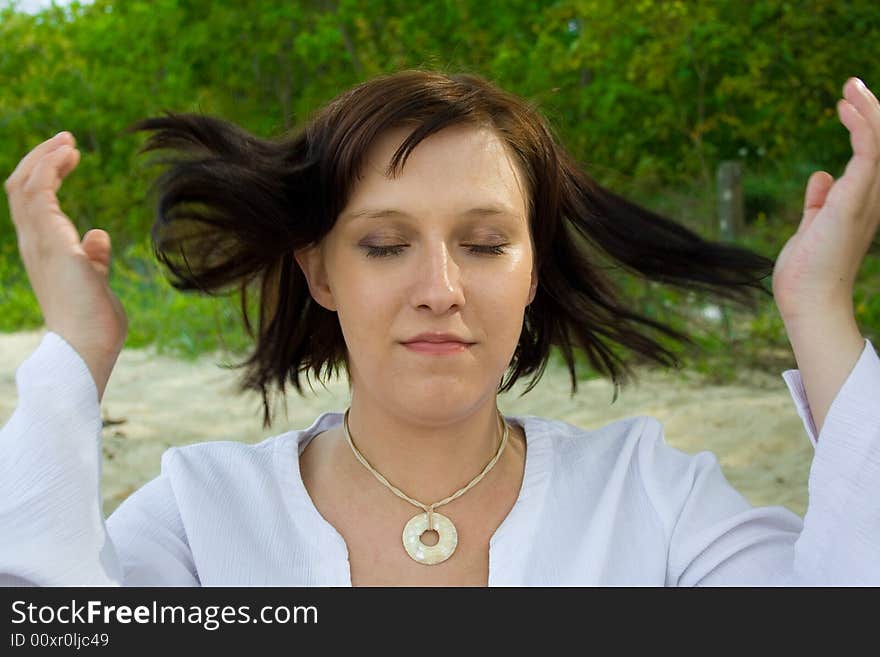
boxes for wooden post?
[715,161,744,346]
[716,160,744,242]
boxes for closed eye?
[363,244,508,258]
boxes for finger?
[22,144,79,197]
[826,98,879,221]
[4,132,76,189]
[82,229,112,278]
[10,146,81,248]
[57,146,81,182]
[839,95,878,164]
[800,170,834,234]
[844,78,880,155]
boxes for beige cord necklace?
[342,407,509,565]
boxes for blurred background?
[1,0,878,515]
[1,0,878,372]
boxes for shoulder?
[157,430,298,489]
[529,413,719,489]
[162,432,283,464]
[527,412,662,460]
[528,414,737,540]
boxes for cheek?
[334,274,394,345]
[481,254,533,306]
[475,271,531,339]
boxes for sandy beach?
[0,327,813,518]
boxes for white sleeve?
[643,337,880,586]
[105,451,200,586]
[0,332,198,586]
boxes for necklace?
[342,407,509,565]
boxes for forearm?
[782,312,865,438]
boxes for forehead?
[342,123,528,217]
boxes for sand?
[0,327,813,518]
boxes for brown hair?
[124,68,773,429]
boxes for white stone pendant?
[402,511,458,565]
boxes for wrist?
[779,296,856,331]
[779,314,865,437]
[781,310,861,346]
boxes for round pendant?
[402,511,458,565]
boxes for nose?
[410,240,466,313]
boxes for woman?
[1,70,878,586]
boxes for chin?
[397,386,490,418]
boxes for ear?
[527,262,538,306]
[294,244,337,312]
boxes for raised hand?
[772,77,880,324]
[770,77,878,436]
[4,132,128,402]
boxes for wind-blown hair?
[123,68,774,429]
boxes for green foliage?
[1,0,878,383]
[0,239,44,327]
[0,233,257,360]
[103,237,258,360]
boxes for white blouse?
[1,331,879,586]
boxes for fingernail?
[854,78,867,93]
[53,131,69,139]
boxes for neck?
[341,389,507,505]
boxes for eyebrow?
[343,205,520,221]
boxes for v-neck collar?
[274,410,552,586]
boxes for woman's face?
[295,123,537,421]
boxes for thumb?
[799,170,835,234]
[81,229,112,278]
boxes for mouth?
[401,341,473,355]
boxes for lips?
[402,332,474,345]
[402,341,472,354]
